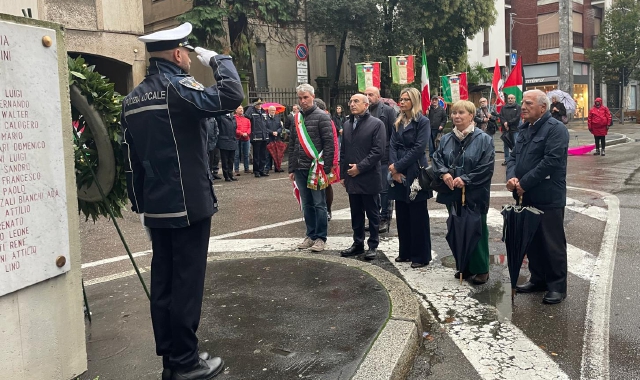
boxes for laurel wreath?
[68,56,128,221]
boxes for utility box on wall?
[0,14,87,380]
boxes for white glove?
[139,214,151,241]
[195,47,218,67]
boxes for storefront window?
[573,84,588,119]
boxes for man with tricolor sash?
[287,84,336,252]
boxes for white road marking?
[81,250,151,269]
[84,268,148,286]
[572,188,620,380]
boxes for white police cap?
[139,22,195,53]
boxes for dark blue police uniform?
[121,54,243,372]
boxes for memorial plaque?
[0,21,70,296]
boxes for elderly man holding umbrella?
[506,89,570,305]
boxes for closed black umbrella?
[446,187,483,284]
[500,131,515,150]
[501,196,544,301]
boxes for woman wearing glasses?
[388,88,432,268]
[433,100,495,284]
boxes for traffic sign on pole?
[295,44,308,61]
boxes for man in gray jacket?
[288,84,335,252]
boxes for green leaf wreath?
[68,56,128,221]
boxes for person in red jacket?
[587,97,612,156]
[234,105,252,174]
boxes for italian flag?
[440,73,469,103]
[420,46,430,114]
[356,62,381,92]
[390,55,415,84]
[503,57,523,104]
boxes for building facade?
[0,0,146,94]
[468,0,637,119]
[142,0,355,95]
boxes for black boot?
[593,149,600,156]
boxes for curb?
[605,134,630,147]
[206,251,423,380]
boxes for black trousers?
[395,200,432,264]
[349,193,380,249]
[208,148,220,173]
[149,217,211,370]
[594,136,606,151]
[252,140,267,174]
[220,149,235,179]
[527,207,567,293]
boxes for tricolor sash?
[294,113,333,190]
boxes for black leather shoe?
[395,257,411,263]
[542,291,566,304]
[515,281,547,293]
[411,262,427,269]
[224,178,232,182]
[364,248,377,260]
[163,352,212,380]
[501,161,507,166]
[212,173,222,180]
[340,244,365,257]
[454,270,474,280]
[230,177,238,181]
[260,171,270,176]
[171,357,224,380]
[254,173,261,178]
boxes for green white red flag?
[420,44,430,114]
[355,62,381,92]
[440,73,469,103]
[390,55,415,84]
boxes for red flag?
[492,59,505,112]
[459,72,469,100]
[292,181,301,211]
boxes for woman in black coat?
[433,100,495,284]
[388,87,432,268]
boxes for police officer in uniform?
[121,23,244,380]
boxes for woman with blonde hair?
[433,100,495,284]
[388,87,432,268]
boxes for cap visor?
[184,44,195,52]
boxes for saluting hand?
[195,47,218,67]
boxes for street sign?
[296,44,308,61]
[297,75,308,84]
[297,68,308,76]
[297,61,308,69]
[511,53,517,66]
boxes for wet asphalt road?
[79,122,640,379]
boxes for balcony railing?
[574,32,583,48]
[538,32,586,50]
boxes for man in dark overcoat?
[339,93,386,260]
[506,89,570,305]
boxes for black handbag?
[419,132,479,193]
